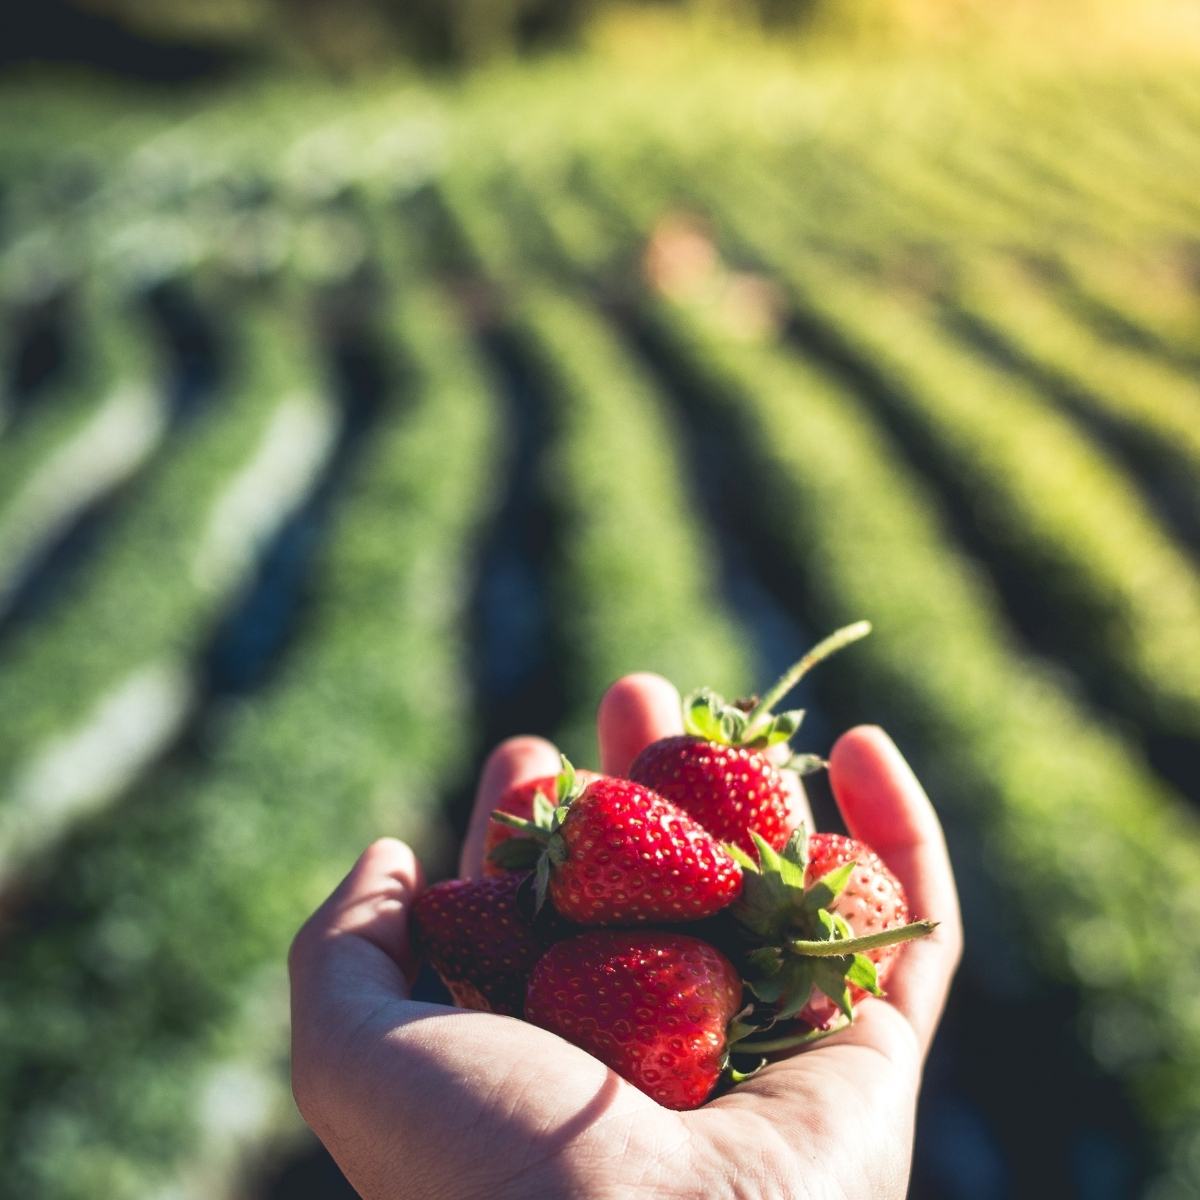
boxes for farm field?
[3,46,1200,1200]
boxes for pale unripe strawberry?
[729,826,934,1031]
[797,833,909,1028]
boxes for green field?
[4,42,1200,1200]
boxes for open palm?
[289,673,962,1200]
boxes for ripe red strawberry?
[730,826,934,1032]
[525,930,743,1110]
[483,769,600,877]
[492,760,742,926]
[629,622,872,853]
[629,737,795,854]
[410,872,576,1016]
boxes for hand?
[289,674,962,1200]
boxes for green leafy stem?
[786,919,938,958]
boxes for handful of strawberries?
[411,622,935,1110]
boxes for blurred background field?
[3,2,1200,1198]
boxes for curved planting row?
[515,285,753,757]
[688,100,1200,579]
[831,72,1200,247]
[0,295,337,890]
[0,252,500,1200]
[947,252,1200,543]
[1052,245,1200,371]
[533,128,1200,762]
[676,74,1200,391]
[437,169,753,762]
[0,279,168,622]
[686,171,1200,754]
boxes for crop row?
[436,168,754,762]
[0,278,168,621]
[2,61,1200,1196]
[613,65,1200,257]
[946,253,1200,551]
[673,106,1200,570]
[0,229,501,1199]
[683,160,1200,756]
[641,68,1200,367]
[507,124,1200,768]
[784,119,1200,386]
[759,91,1200,382]
[838,72,1200,245]
[0,291,338,890]
[1050,244,1200,371]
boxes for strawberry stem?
[744,621,872,735]
[490,811,552,843]
[731,1016,850,1054]
[785,919,937,958]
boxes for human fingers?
[302,998,661,1200]
[827,726,963,1055]
[289,838,658,1199]
[291,837,424,984]
[701,1001,921,1200]
[289,839,422,1140]
[597,673,683,777]
[291,841,668,1198]
[459,735,562,879]
[699,727,954,1179]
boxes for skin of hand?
[289,673,963,1200]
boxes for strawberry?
[629,737,795,855]
[629,622,872,853]
[524,930,743,1110]
[483,769,600,877]
[410,871,576,1016]
[729,826,935,1033]
[800,832,911,1025]
[492,759,742,926]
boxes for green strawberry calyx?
[488,756,587,911]
[726,826,936,1036]
[720,1000,846,1085]
[682,620,871,763]
[719,824,935,1083]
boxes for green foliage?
[73,0,597,66]
[6,48,1200,1199]
[949,252,1200,545]
[0,263,500,1199]
[644,291,1200,1192]
[439,170,752,763]
[464,102,1200,1187]
[678,160,1200,747]
[0,297,332,883]
[1052,245,1200,369]
[0,279,164,610]
[790,257,1200,736]
[517,285,753,759]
